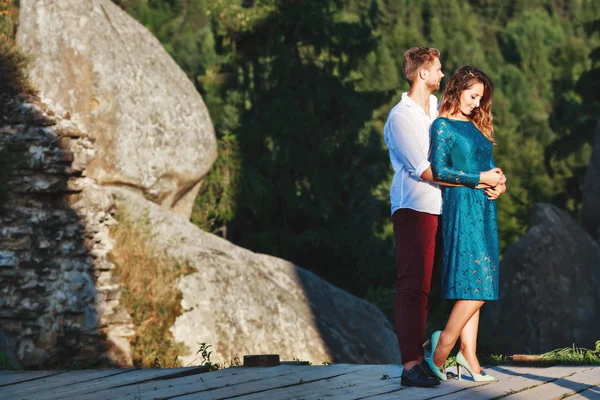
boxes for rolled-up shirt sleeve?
[385,112,430,180]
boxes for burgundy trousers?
[392,208,439,364]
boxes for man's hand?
[478,170,506,192]
[485,182,506,200]
[480,168,505,187]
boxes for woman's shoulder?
[431,117,455,131]
[433,116,476,130]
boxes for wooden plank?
[230,364,401,400]
[435,365,588,399]
[172,364,377,400]
[504,366,600,399]
[360,365,587,400]
[567,385,600,399]
[2,363,597,400]
[1,369,132,399]
[357,378,490,400]
[21,367,207,400]
[77,364,307,400]
[0,371,62,387]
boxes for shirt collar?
[402,92,439,117]
[402,92,417,107]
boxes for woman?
[426,66,506,382]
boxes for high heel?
[425,331,447,381]
[455,351,495,382]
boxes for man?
[383,47,505,387]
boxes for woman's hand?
[480,168,504,187]
[485,182,506,200]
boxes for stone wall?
[0,96,133,367]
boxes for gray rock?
[16,0,217,219]
[111,187,400,366]
[582,122,600,242]
[0,328,19,369]
[1,98,133,367]
[482,203,600,354]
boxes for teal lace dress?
[429,117,499,300]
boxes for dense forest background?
[4,0,600,322]
[110,0,600,320]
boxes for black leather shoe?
[419,359,439,379]
[401,364,441,387]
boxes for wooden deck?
[1,363,599,399]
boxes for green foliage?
[540,341,600,365]
[220,1,393,294]
[116,1,599,324]
[484,354,509,366]
[192,91,243,234]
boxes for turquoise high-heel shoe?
[425,331,447,381]
[455,351,495,382]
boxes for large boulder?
[16,0,217,219]
[110,187,401,366]
[481,203,600,355]
[582,122,600,242]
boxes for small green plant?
[444,354,457,369]
[483,353,509,365]
[0,351,21,370]
[196,342,220,371]
[152,355,180,369]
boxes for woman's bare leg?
[432,300,485,367]
[459,309,483,373]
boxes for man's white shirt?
[384,92,442,215]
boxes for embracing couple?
[384,47,507,388]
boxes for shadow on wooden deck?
[1,363,599,399]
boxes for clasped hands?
[476,168,506,200]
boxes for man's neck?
[407,86,434,117]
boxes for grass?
[424,336,600,373]
[482,353,510,366]
[538,341,600,365]
[481,340,600,370]
[109,211,195,368]
[0,351,21,370]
